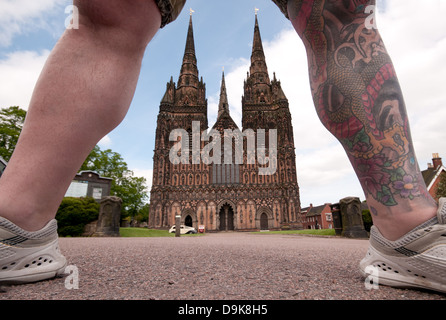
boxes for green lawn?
[119,227,337,237]
[119,228,204,237]
[251,229,337,236]
[120,228,173,237]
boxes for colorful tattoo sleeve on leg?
[288,0,431,208]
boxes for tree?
[136,203,150,223]
[362,209,373,232]
[80,146,148,218]
[80,145,129,180]
[435,172,446,200]
[0,106,26,161]
[114,174,148,218]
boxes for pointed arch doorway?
[260,213,269,230]
[185,215,193,227]
[219,204,234,231]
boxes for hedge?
[56,197,99,237]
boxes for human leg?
[272,0,446,293]
[0,0,162,232]
[0,0,187,284]
[279,0,437,241]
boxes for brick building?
[422,153,446,201]
[149,15,302,231]
[301,203,333,230]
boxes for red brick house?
[422,153,446,201]
[301,203,333,230]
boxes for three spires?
[166,9,274,119]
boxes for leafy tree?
[81,146,148,218]
[362,209,373,232]
[435,172,446,200]
[81,145,129,180]
[135,203,150,223]
[0,106,26,161]
[114,172,148,218]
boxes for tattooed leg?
[287,0,437,240]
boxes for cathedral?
[149,14,302,231]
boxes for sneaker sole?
[359,246,446,294]
[0,239,67,285]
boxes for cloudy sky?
[1,0,445,207]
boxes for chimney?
[432,153,443,169]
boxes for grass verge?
[119,228,337,237]
[119,228,204,237]
[251,229,337,236]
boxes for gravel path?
[1,233,445,300]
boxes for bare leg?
[0,0,161,231]
[287,0,437,240]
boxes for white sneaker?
[360,198,446,293]
[0,217,67,284]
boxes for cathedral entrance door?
[219,204,234,231]
[260,213,268,230]
[185,215,193,227]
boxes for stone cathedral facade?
[149,15,302,231]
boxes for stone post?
[175,215,181,237]
[339,197,368,238]
[93,196,122,237]
[330,203,342,236]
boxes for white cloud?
[0,0,66,47]
[98,135,112,148]
[0,50,50,110]
[377,0,446,168]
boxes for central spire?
[218,70,230,117]
[178,15,199,89]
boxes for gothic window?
[173,174,178,186]
[187,128,193,152]
[251,172,256,184]
[212,164,240,185]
